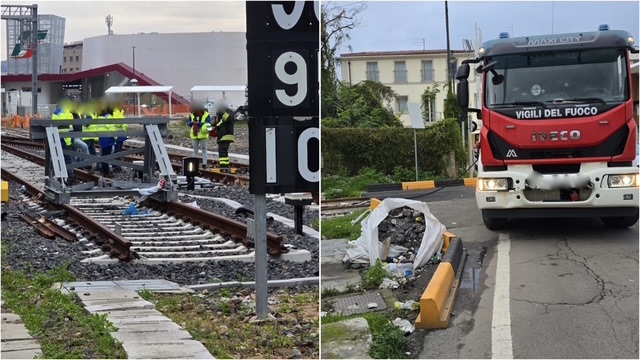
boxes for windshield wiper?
[493,101,548,109]
[559,97,608,105]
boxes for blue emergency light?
[598,24,609,31]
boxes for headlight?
[478,178,510,191]
[607,174,639,188]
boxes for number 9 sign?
[247,1,319,117]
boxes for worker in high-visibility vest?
[109,98,128,172]
[78,100,99,170]
[212,99,236,173]
[96,101,117,177]
[51,97,76,184]
[188,100,212,168]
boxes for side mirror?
[455,64,470,80]
[457,80,469,110]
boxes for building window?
[394,61,407,83]
[75,68,79,71]
[421,60,434,82]
[396,96,409,114]
[63,56,66,63]
[366,62,379,82]
[424,98,436,122]
[76,56,79,62]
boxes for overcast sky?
[3,1,639,61]
[2,0,246,60]
[337,1,639,54]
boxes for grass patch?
[323,167,393,199]
[143,289,319,359]
[322,166,449,199]
[361,260,387,290]
[0,264,126,359]
[320,209,367,240]
[321,312,408,359]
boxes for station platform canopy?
[106,85,174,117]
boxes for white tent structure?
[105,85,174,117]
[190,85,246,109]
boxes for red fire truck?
[456,25,639,230]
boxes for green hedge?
[322,118,467,177]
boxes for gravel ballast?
[1,180,318,287]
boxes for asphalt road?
[402,187,639,359]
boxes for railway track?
[320,197,371,217]
[1,148,310,264]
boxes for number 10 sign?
[246,1,319,117]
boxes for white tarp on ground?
[344,198,446,271]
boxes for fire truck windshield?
[486,48,629,108]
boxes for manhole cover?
[328,292,387,316]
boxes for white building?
[81,32,248,106]
[338,49,479,126]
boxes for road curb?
[415,235,467,329]
[367,178,477,192]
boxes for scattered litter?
[379,278,399,290]
[385,262,414,278]
[394,300,420,310]
[367,302,379,309]
[320,311,327,317]
[426,252,442,265]
[123,204,139,215]
[392,318,415,335]
[135,178,166,199]
[185,200,200,209]
[388,244,409,259]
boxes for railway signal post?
[246,1,320,319]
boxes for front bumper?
[476,163,639,212]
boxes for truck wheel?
[482,210,508,230]
[600,216,639,228]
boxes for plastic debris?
[385,262,414,278]
[392,318,415,335]
[320,311,327,317]
[186,200,200,209]
[379,278,400,290]
[123,204,139,215]
[394,300,420,310]
[367,302,379,309]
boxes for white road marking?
[492,233,513,359]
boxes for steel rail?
[1,168,134,260]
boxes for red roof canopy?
[1,62,189,106]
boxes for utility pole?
[131,46,136,77]
[445,1,452,90]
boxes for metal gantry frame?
[29,117,179,204]
[1,4,38,116]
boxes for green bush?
[322,118,467,177]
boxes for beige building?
[339,49,479,126]
[62,41,83,73]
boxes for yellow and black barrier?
[415,235,467,329]
[367,178,477,193]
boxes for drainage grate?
[328,291,388,316]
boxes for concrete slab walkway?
[1,301,43,359]
[58,280,215,359]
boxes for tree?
[421,83,441,121]
[321,1,367,118]
[443,89,462,120]
[323,81,402,128]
